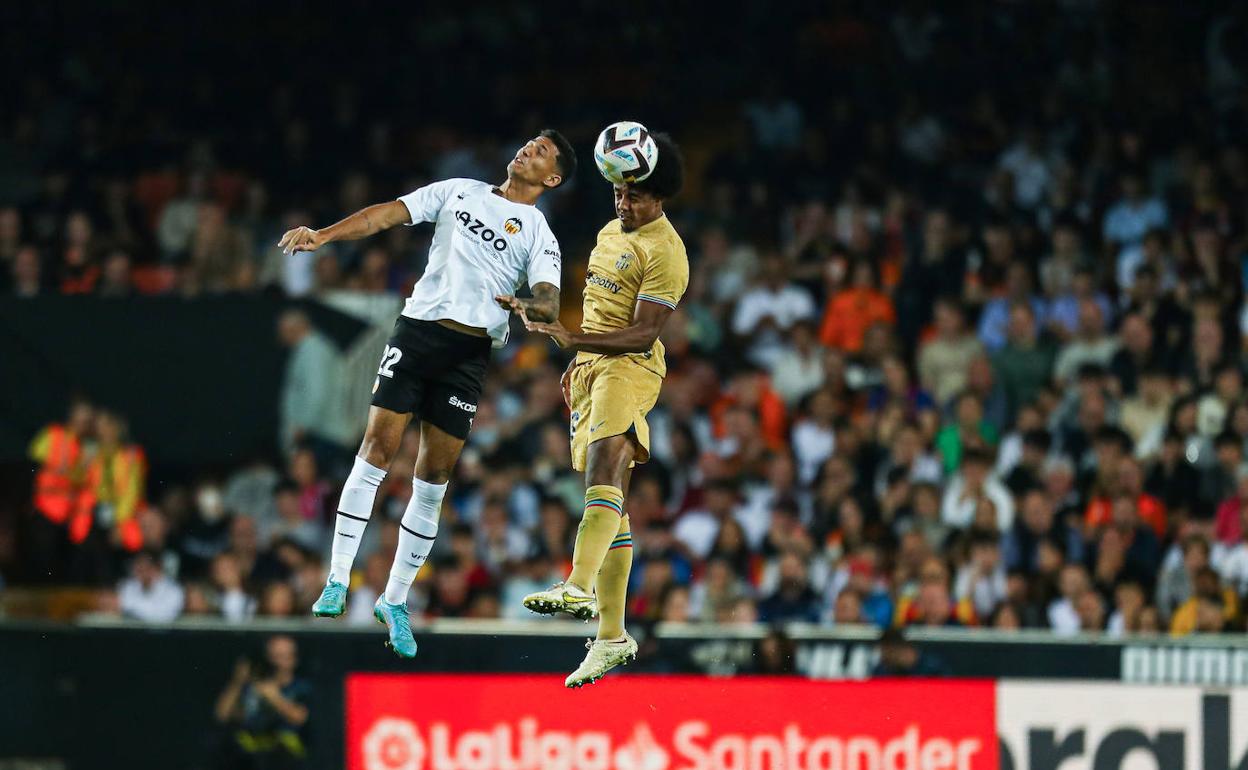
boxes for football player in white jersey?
[277,130,576,657]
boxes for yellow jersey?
[576,214,689,377]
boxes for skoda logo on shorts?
[503,217,522,235]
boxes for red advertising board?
[346,674,997,770]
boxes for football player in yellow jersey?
[519,133,688,687]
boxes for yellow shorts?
[568,355,663,472]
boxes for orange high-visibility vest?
[31,424,83,525]
[70,445,146,551]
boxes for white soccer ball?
[593,121,658,184]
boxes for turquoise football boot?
[311,580,348,617]
[373,597,418,658]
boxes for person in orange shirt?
[27,398,95,580]
[70,410,147,582]
[819,259,896,352]
[1084,455,1167,539]
[708,368,788,451]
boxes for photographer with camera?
[213,635,310,769]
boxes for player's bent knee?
[358,435,398,469]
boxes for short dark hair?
[540,128,577,187]
[630,132,685,200]
[1215,430,1242,451]
[1022,429,1052,452]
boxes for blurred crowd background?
[5,3,1248,640]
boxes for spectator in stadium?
[790,389,837,485]
[1075,589,1107,634]
[1193,594,1231,634]
[9,245,44,297]
[917,297,984,408]
[117,550,184,622]
[57,211,100,294]
[1197,432,1244,519]
[1214,465,1248,546]
[894,481,951,551]
[768,320,825,407]
[1048,563,1092,635]
[934,392,999,474]
[673,480,743,561]
[346,553,391,625]
[260,480,326,554]
[757,551,819,623]
[872,628,950,677]
[276,309,352,460]
[992,302,1057,423]
[954,530,1008,619]
[819,258,895,354]
[1146,430,1202,515]
[750,628,798,675]
[211,552,256,622]
[500,552,562,621]
[1109,313,1160,398]
[1103,171,1168,266]
[941,448,1014,531]
[1120,369,1173,457]
[731,252,816,366]
[1156,535,1214,622]
[69,410,147,581]
[214,635,310,768]
[1084,456,1167,540]
[258,581,298,617]
[1169,567,1238,636]
[27,398,95,581]
[1107,580,1148,637]
[1054,299,1118,386]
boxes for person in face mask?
[175,480,232,579]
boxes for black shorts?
[370,317,491,440]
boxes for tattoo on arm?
[519,282,560,323]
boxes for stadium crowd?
[7,4,1248,639]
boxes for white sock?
[384,477,446,604]
[327,456,387,585]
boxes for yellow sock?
[595,514,633,640]
[568,485,624,591]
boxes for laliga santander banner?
[346,674,997,770]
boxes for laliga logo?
[614,724,669,770]
[363,717,427,770]
[360,718,668,770]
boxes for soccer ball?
[593,121,658,184]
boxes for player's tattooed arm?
[278,200,410,254]
[495,282,560,323]
[526,299,673,354]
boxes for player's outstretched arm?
[278,200,411,254]
[526,300,672,354]
[495,282,560,324]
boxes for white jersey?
[398,178,561,346]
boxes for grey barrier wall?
[2,618,1246,769]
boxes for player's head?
[614,132,684,231]
[509,129,577,190]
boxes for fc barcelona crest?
[616,253,633,271]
